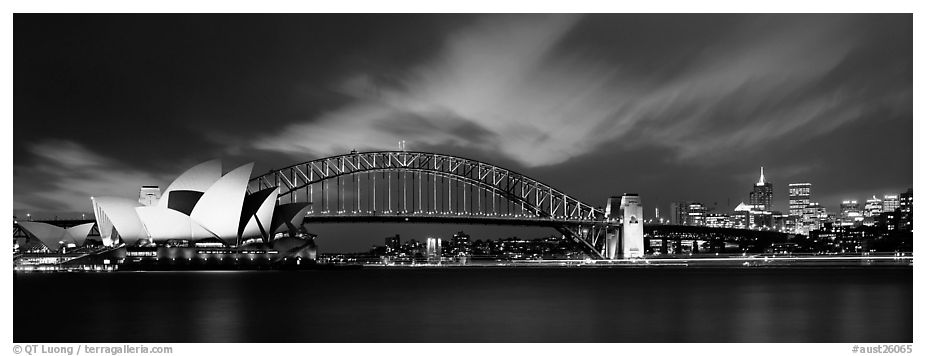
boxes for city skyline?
[14,14,912,251]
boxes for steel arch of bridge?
[248,151,610,258]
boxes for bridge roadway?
[302,217,791,238]
[302,211,604,228]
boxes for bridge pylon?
[620,194,644,258]
[604,194,645,259]
[604,223,620,259]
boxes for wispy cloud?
[251,15,895,169]
[253,14,614,166]
[14,140,167,213]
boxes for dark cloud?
[14,14,911,251]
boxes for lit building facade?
[605,194,645,259]
[704,213,734,228]
[620,194,644,258]
[897,188,913,231]
[426,237,442,263]
[800,202,827,233]
[862,196,884,227]
[788,183,811,218]
[748,167,773,210]
[449,231,472,256]
[667,201,706,226]
[840,200,863,226]
[686,202,706,226]
[732,202,775,229]
[772,211,790,231]
[864,196,883,218]
[882,194,900,214]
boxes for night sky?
[14,14,912,252]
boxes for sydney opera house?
[15,160,317,269]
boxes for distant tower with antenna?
[749,166,774,210]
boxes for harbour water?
[14,267,912,342]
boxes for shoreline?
[13,255,913,272]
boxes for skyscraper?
[667,201,708,226]
[864,196,883,218]
[801,202,827,232]
[882,194,900,214]
[749,167,773,210]
[788,183,812,218]
[840,200,861,225]
[899,188,913,209]
[898,188,913,231]
[687,202,706,226]
[669,202,687,225]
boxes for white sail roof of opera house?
[90,160,281,246]
[17,221,96,252]
[65,222,96,245]
[135,206,216,240]
[91,196,147,246]
[157,159,222,209]
[269,202,312,238]
[240,187,279,239]
[189,162,255,240]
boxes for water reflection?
[15,267,911,342]
[191,273,244,342]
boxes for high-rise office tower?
[667,201,707,226]
[687,202,706,226]
[898,188,913,231]
[669,202,687,225]
[802,202,827,231]
[864,196,883,218]
[882,194,900,214]
[788,183,812,218]
[749,167,773,210]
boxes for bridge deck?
[302,212,606,227]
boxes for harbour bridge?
[247,150,642,259]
